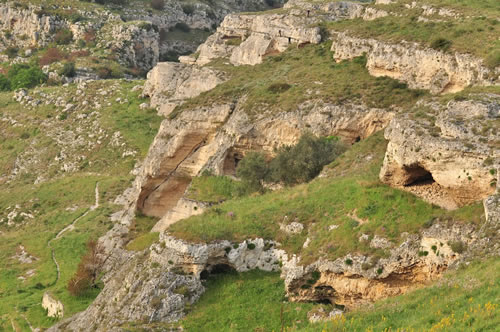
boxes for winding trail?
[48,183,99,283]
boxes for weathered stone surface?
[142,62,227,115]
[380,97,499,209]
[110,22,160,72]
[42,293,64,318]
[331,32,499,94]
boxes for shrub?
[174,22,191,33]
[39,47,66,66]
[267,82,291,94]
[58,62,76,77]
[247,243,256,250]
[68,240,104,296]
[236,152,268,192]
[449,240,466,254]
[0,74,10,91]
[430,38,452,52]
[345,259,353,266]
[5,47,18,59]
[151,0,165,10]
[8,64,47,90]
[182,4,195,15]
[54,29,73,45]
[97,66,112,79]
[268,132,346,185]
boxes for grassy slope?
[0,80,161,331]
[174,42,426,118]
[329,0,500,62]
[135,257,499,332]
[169,132,484,264]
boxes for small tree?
[268,132,346,185]
[68,239,104,296]
[236,152,268,192]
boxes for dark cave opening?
[403,165,435,187]
[200,264,236,280]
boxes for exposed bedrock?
[380,98,500,209]
[187,0,386,66]
[48,221,484,331]
[142,62,227,116]
[331,32,499,94]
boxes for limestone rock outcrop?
[110,22,160,72]
[42,292,64,318]
[331,32,499,94]
[142,62,227,115]
[191,0,385,66]
[380,97,500,209]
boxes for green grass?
[173,42,426,118]
[126,232,160,251]
[124,257,499,331]
[327,8,500,60]
[186,174,245,203]
[302,257,500,331]
[0,80,161,331]
[179,270,315,331]
[169,132,484,264]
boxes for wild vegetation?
[328,3,500,62]
[170,132,483,263]
[173,42,426,118]
[0,80,161,330]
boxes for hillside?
[0,0,498,331]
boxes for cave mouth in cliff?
[223,149,244,176]
[200,264,236,280]
[402,165,435,187]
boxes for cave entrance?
[200,263,236,280]
[402,165,435,187]
[222,149,244,176]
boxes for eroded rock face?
[0,4,63,49]
[380,97,500,209]
[331,32,499,94]
[48,251,204,332]
[282,222,477,307]
[191,0,380,66]
[52,220,481,331]
[142,62,227,115]
[110,22,160,72]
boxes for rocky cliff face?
[49,217,487,331]
[186,0,391,66]
[380,97,499,209]
[331,31,499,94]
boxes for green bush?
[58,62,76,77]
[268,133,346,185]
[236,152,268,192]
[174,22,191,33]
[430,38,452,52]
[449,240,466,254]
[5,47,18,59]
[0,75,11,91]
[7,64,47,90]
[182,4,195,15]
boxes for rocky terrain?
[1,0,499,331]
